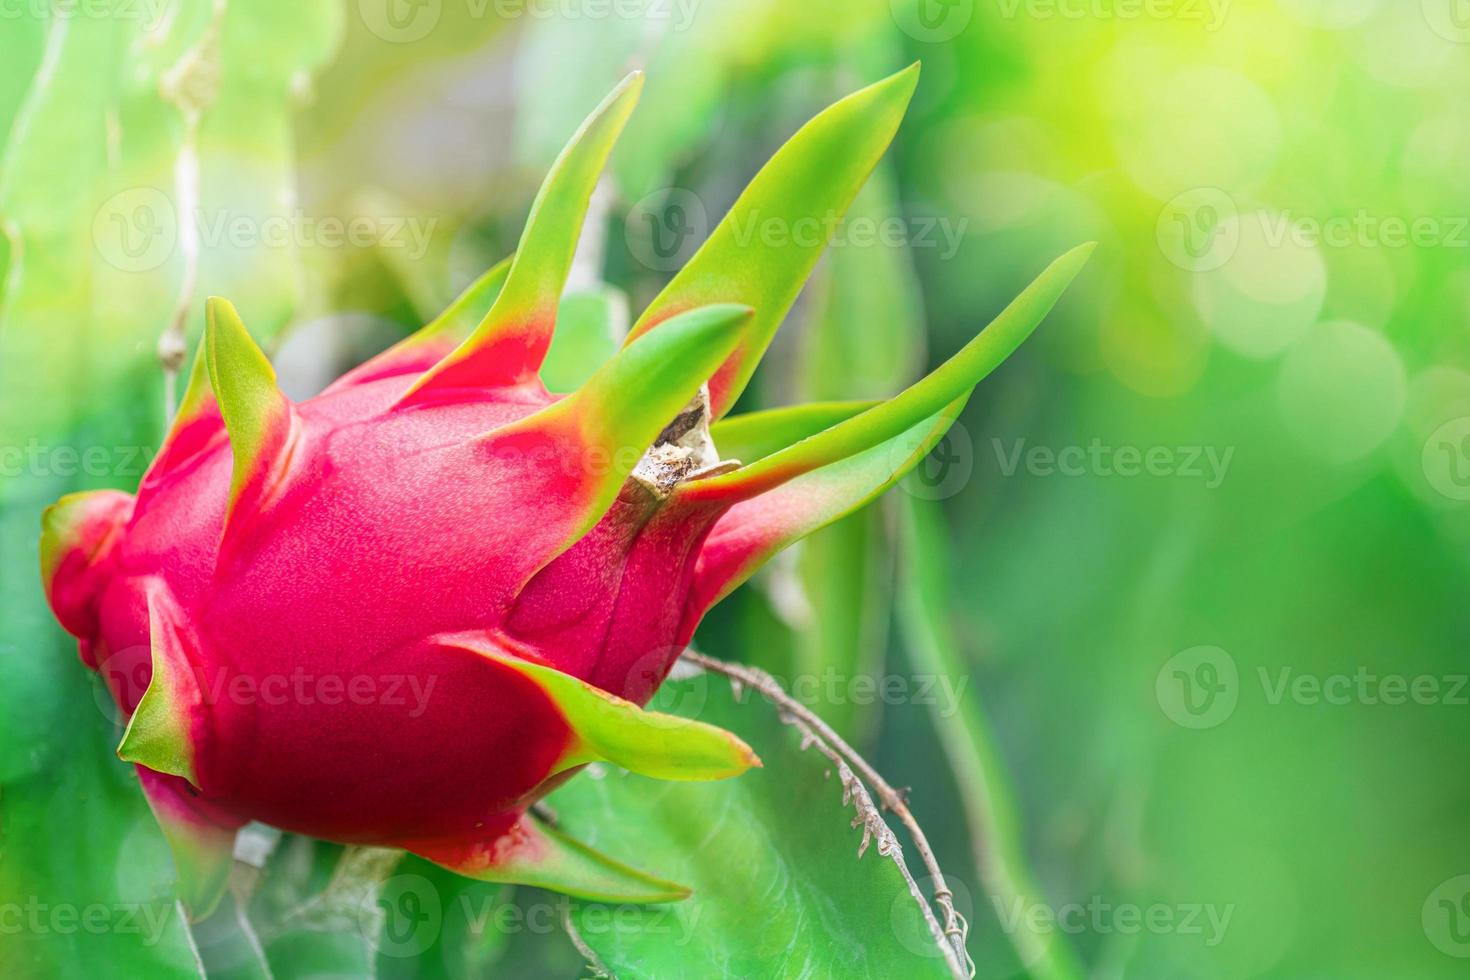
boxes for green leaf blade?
[626,65,922,419]
[549,674,955,979]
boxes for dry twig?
[680,649,973,979]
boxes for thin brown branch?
[681,649,972,979]
[562,903,616,979]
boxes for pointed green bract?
[488,303,752,555]
[204,297,294,525]
[548,675,959,976]
[691,398,967,614]
[140,337,219,488]
[117,588,204,788]
[687,244,1095,504]
[709,400,877,465]
[172,336,215,432]
[137,773,238,921]
[38,489,129,604]
[37,494,86,597]
[402,73,643,400]
[413,815,691,903]
[328,254,514,391]
[625,64,921,419]
[449,636,759,781]
[896,497,1089,980]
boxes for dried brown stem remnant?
[680,649,973,980]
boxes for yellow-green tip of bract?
[444,635,761,781]
[117,590,202,787]
[204,297,294,530]
[625,62,922,420]
[688,242,1096,503]
[400,71,644,400]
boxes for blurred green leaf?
[547,673,954,978]
[799,175,926,402]
[897,496,1085,980]
[374,856,513,980]
[627,63,920,419]
[784,165,928,744]
[791,507,894,743]
[0,4,344,974]
[0,12,204,977]
[540,286,628,393]
[240,839,379,979]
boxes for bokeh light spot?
[1275,0,1381,30]
[1103,59,1282,200]
[1276,320,1406,463]
[1192,210,1327,359]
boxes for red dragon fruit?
[39,65,1091,919]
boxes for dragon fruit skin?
[39,65,1093,919]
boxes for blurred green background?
[3,0,1469,977]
